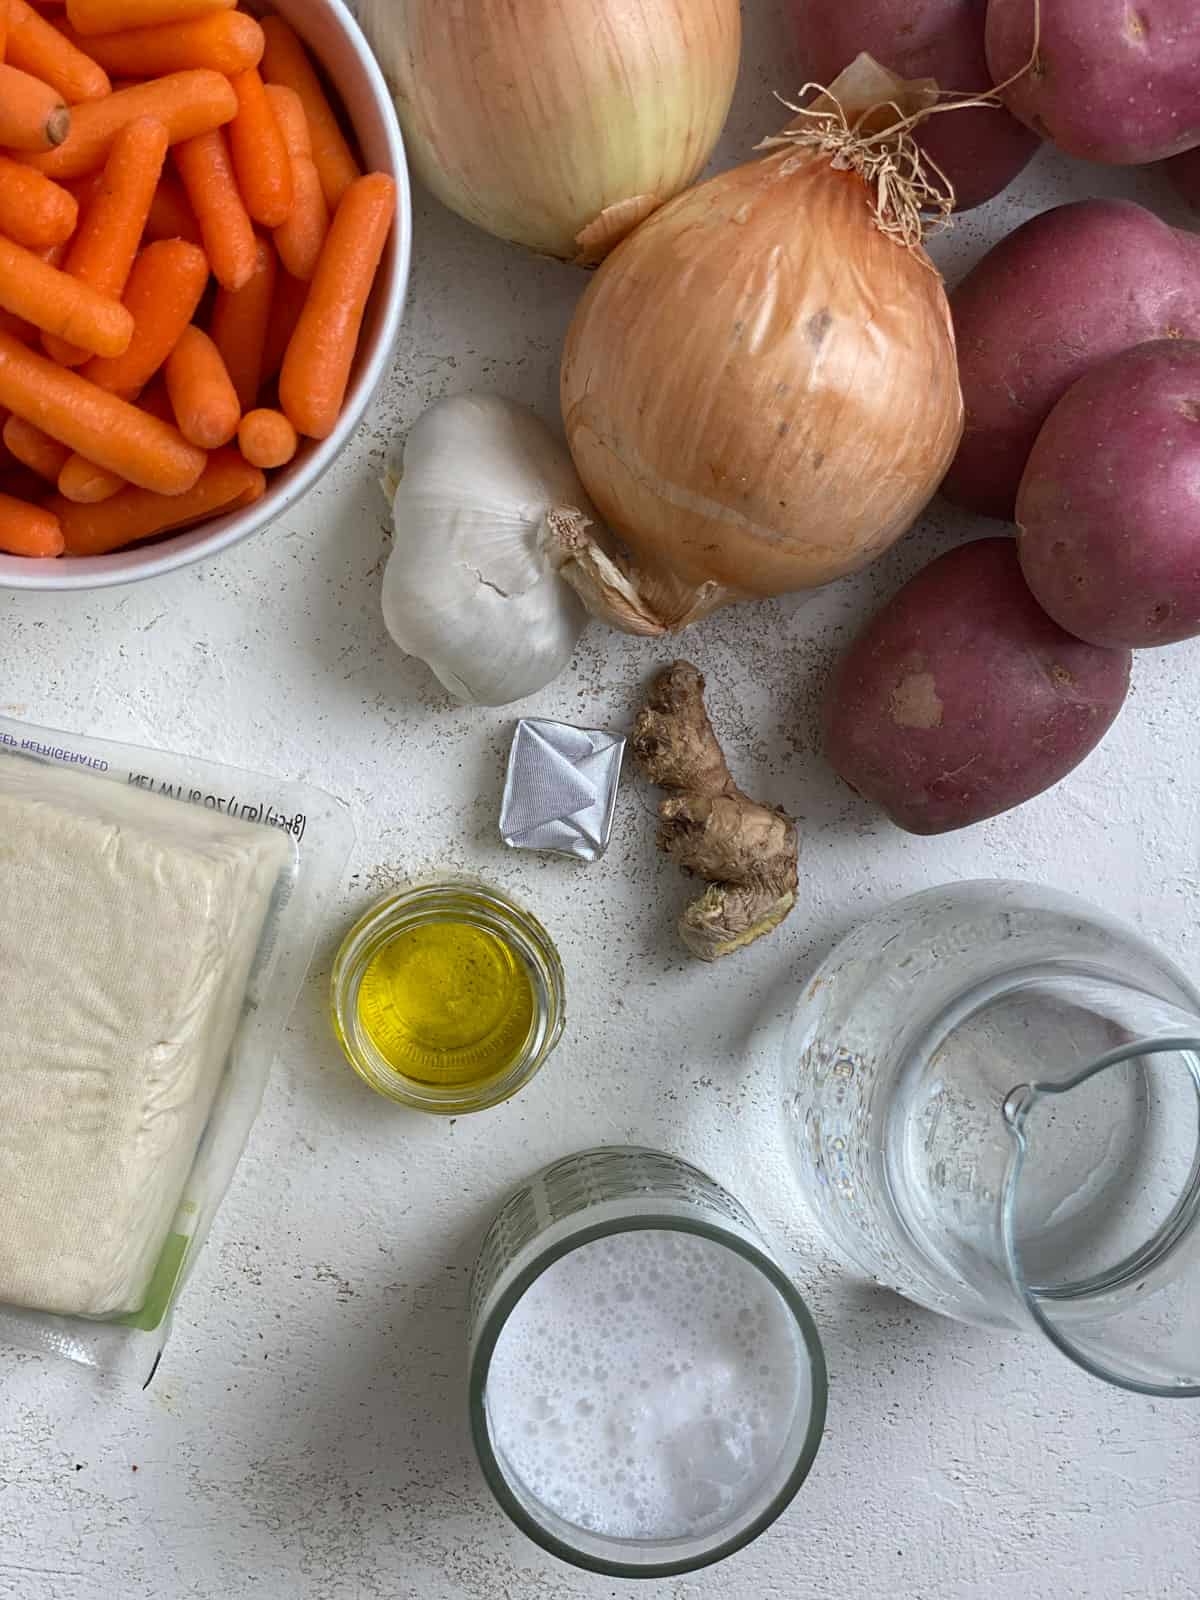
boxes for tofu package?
[0,716,354,1382]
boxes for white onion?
[359,0,742,264]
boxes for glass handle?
[1001,1033,1200,1397]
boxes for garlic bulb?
[358,0,742,265]
[381,395,594,707]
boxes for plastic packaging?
[0,713,354,1383]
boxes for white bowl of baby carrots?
[0,0,411,590]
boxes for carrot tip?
[47,107,72,148]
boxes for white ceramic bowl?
[2,0,412,592]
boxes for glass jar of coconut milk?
[467,1147,827,1578]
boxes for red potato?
[1165,146,1200,211]
[790,0,1039,211]
[823,538,1131,835]
[986,0,1200,164]
[1017,341,1200,649]
[944,199,1200,520]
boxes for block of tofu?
[0,759,291,1318]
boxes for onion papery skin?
[789,0,1040,212]
[561,149,964,604]
[370,0,742,264]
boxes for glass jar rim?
[468,1212,829,1579]
[330,880,566,1115]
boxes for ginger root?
[633,661,798,962]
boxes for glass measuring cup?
[782,881,1200,1396]
[468,1147,827,1577]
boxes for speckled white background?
[2,4,1199,1597]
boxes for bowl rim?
[1,0,413,594]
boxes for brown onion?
[556,62,965,632]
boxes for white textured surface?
[2,6,1199,1596]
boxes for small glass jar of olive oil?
[331,881,566,1114]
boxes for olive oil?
[331,882,565,1113]
[356,920,534,1087]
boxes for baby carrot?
[66,0,234,36]
[0,234,132,357]
[264,85,308,153]
[209,234,275,410]
[143,173,201,245]
[21,70,236,180]
[3,413,71,480]
[58,453,120,501]
[0,63,70,150]
[0,491,63,557]
[59,12,261,77]
[0,329,204,493]
[237,406,295,469]
[228,66,292,229]
[230,479,264,512]
[43,115,168,365]
[52,446,262,554]
[266,84,326,282]
[165,324,239,447]
[58,373,174,500]
[263,83,306,145]
[259,17,359,210]
[174,127,256,291]
[0,3,8,62]
[260,265,306,385]
[6,0,110,102]
[0,155,78,248]
[280,173,395,440]
[82,237,209,397]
